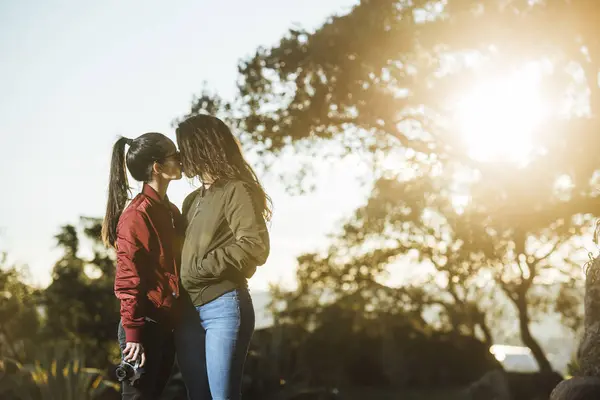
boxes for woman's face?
[155,141,182,181]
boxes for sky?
[0,0,366,290]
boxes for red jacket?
[115,184,183,342]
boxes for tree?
[0,254,40,363]
[41,218,119,368]
[334,172,589,372]
[181,0,599,373]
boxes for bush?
[0,349,118,400]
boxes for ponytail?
[101,137,132,247]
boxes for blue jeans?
[175,288,255,400]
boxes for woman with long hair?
[174,115,271,400]
[102,132,183,399]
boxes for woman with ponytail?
[101,132,183,400]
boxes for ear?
[152,161,162,176]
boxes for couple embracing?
[102,114,271,399]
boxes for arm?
[114,209,150,343]
[201,181,270,278]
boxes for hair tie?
[125,138,133,146]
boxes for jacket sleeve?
[115,209,150,343]
[200,181,270,278]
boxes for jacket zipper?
[190,188,206,223]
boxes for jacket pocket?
[196,253,225,282]
[147,290,163,308]
[182,254,217,287]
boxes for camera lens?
[115,365,130,381]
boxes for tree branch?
[532,238,563,267]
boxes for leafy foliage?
[41,218,119,369]
[179,0,600,373]
[0,348,117,400]
[0,255,40,364]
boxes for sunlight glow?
[455,65,547,164]
[451,193,470,214]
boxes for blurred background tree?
[40,218,119,369]
[0,254,40,364]
[181,0,598,375]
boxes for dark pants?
[118,319,175,400]
[175,288,255,400]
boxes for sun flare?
[455,66,547,164]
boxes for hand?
[123,342,146,367]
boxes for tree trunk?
[515,297,553,373]
[478,320,494,348]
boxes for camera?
[115,359,143,385]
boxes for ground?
[340,387,466,400]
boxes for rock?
[550,376,600,400]
[464,369,511,400]
[507,371,563,400]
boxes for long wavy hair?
[175,114,272,222]
[101,132,175,247]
